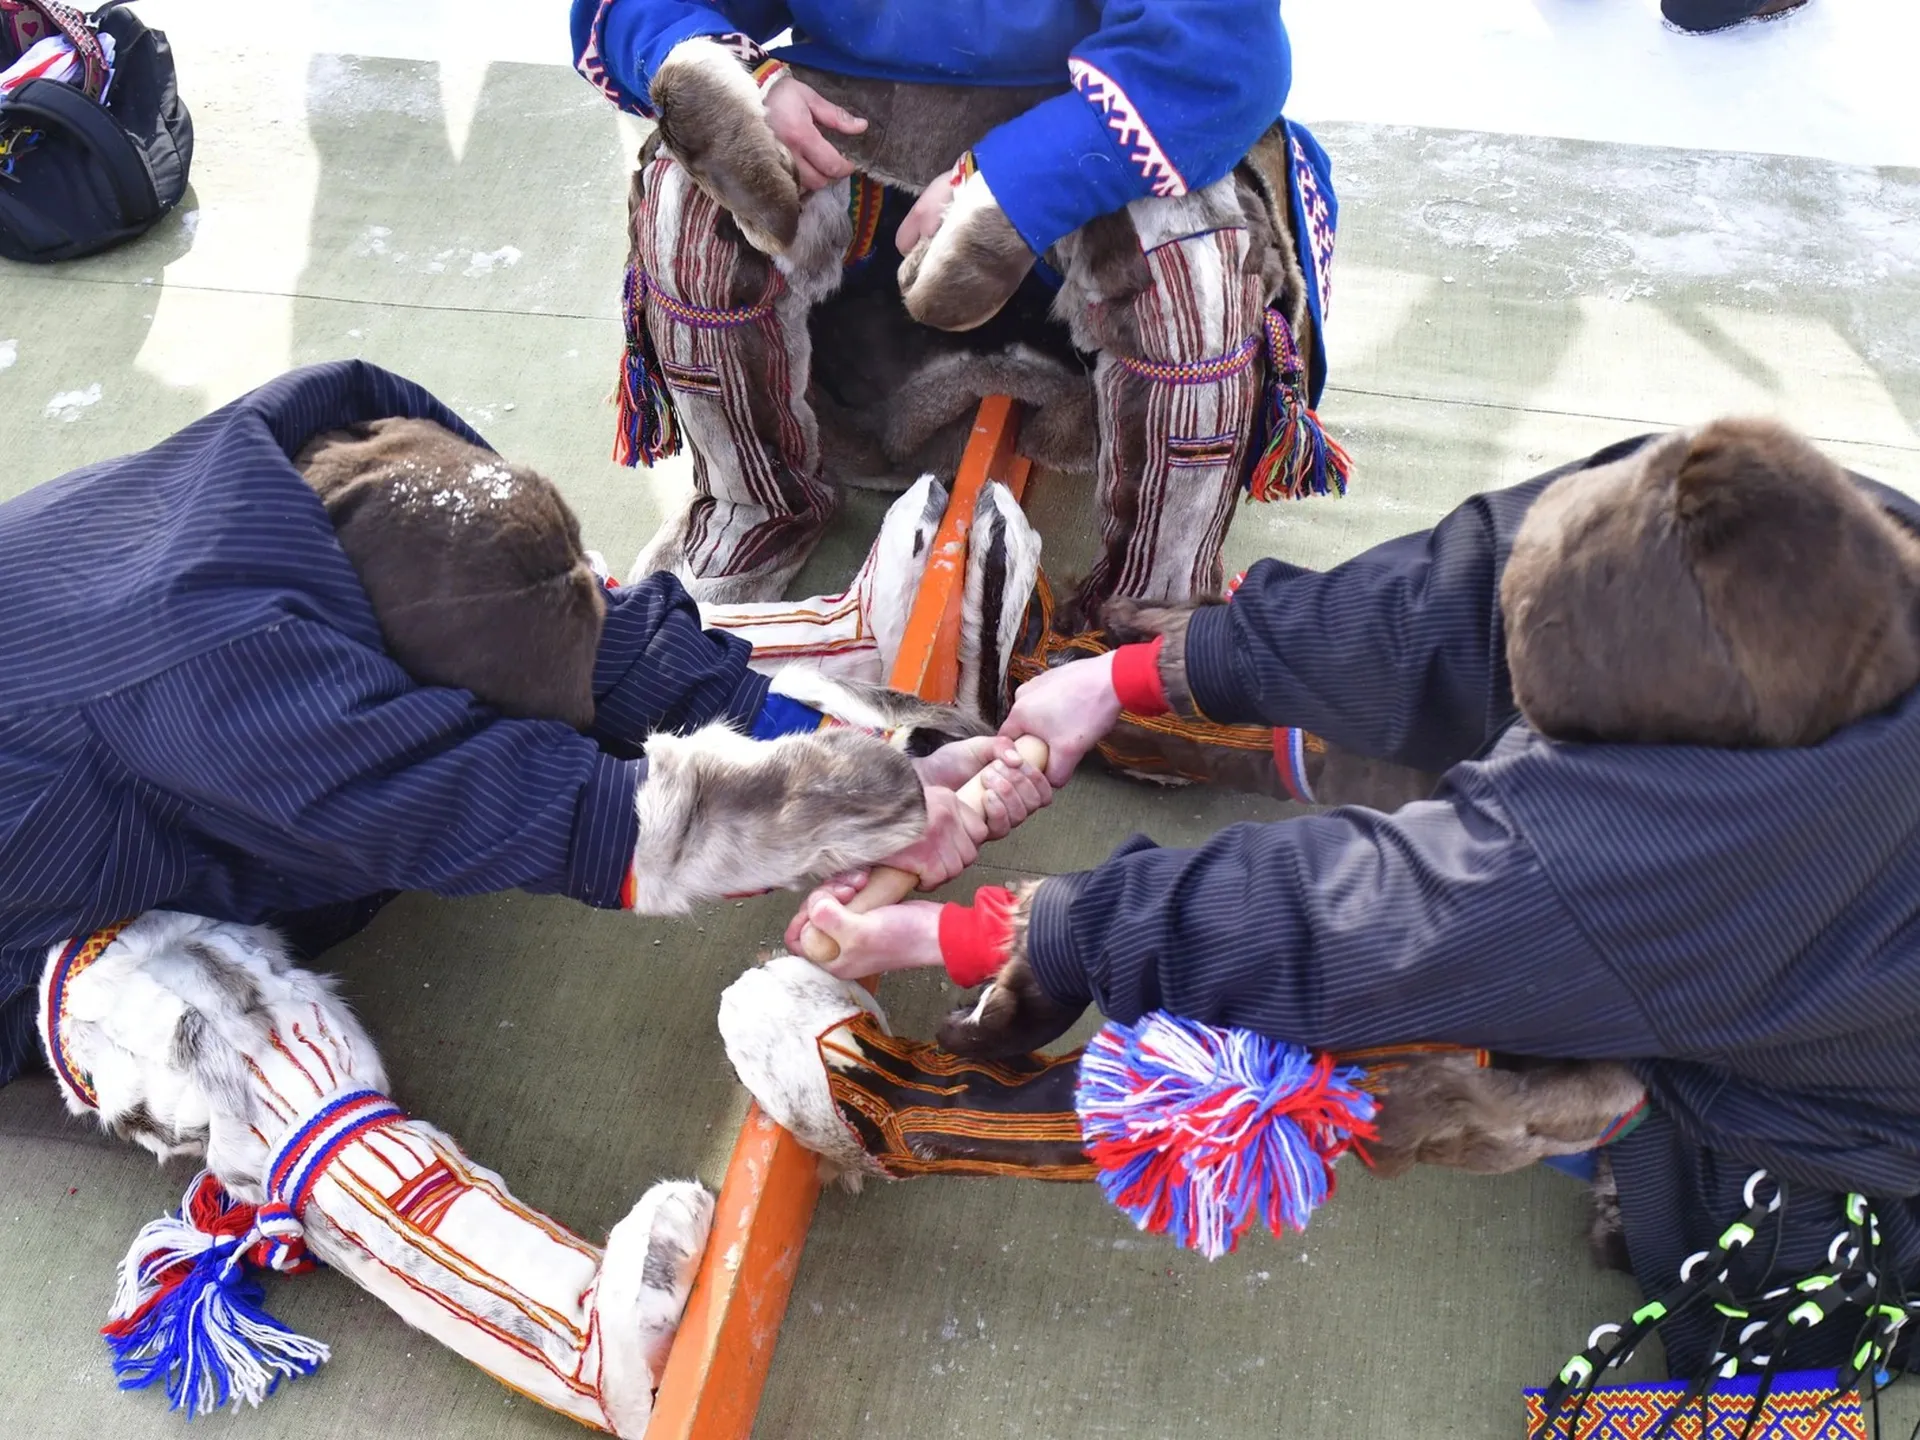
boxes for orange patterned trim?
[42,920,132,1108]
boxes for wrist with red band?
[1109,638,1170,716]
[939,886,1016,987]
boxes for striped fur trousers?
[628,156,1271,614]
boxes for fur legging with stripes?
[39,911,709,1436]
[624,99,1314,619]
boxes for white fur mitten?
[40,912,713,1433]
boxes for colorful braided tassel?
[1075,1014,1378,1259]
[1246,307,1352,502]
[612,264,681,468]
[101,1172,325,1416]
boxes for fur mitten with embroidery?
[651,35,802,254]
[898,159,1036,332]
[40,912,712,1433]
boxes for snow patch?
[0,339,15,369]
[44,384,102,421]
[463,245,522,278]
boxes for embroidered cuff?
[752,57,788,92]
[1110,640,1171,716]
[1271,727,1316,805]
[710,31,771,73]
[939,886,1018,988]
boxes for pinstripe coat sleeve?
[1178,469,1581,774]
[86,621,641,907]
[1024,764,1662,1058]
[590,575,770,758]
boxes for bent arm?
[590,574,768,756]
[573,0,790,114]
[1023,771,1659,1059]
[90,623,641,907]
[972,0,1291,255]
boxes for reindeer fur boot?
[719,955,1646,1231]
[39,912,713,1432]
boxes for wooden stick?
[645,396,1030,1440]
[796,734,1050,964]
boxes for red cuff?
[1110,639,1170,717]
[939,886,1017,988]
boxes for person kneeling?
[795,417,1920,1385]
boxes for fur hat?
[294,418,606,728]
[1503,418,1920,748]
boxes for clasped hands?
[787,653,1124,980]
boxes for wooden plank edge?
[644,393,1029,1440]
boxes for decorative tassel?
[612,263,681,468]
[102,1172,326,1416]
[1075,1014,1378,1260]
[1246,307,1353,502]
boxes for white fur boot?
[695,473,949,683]
[40,912,713,1433]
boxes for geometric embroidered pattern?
[1292,133,1336,322]
[1115,333,1260,386]
[390,1160,463,1234]
[40,920,130,1109]
[573,0,624,109]
[1068,57,1188,198]
[1524,1377,1868,1439]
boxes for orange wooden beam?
[646,395,1029,1440]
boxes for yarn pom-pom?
[101,1172,326,1415]
[1075,1014,1377,1259]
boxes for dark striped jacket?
[0,363,767,1086]
[1028,437,1920,1377]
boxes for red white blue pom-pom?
[102,1172,327,1416]
[1075,1014,1377,1260]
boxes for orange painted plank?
[646,395,1029,1440]
[887,393,1028,701]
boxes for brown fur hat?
[294,418,606,729]
[1503,417,1920,748]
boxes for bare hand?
[895,154,966,256]
[998,652,1121,787]
[761,76,866,191]
[789,894,944,982]
[888,743,1052,889]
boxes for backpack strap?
[0,74,154,222]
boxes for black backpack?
[0,0,191,261]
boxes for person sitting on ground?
[791,415,1920,1382]
[1,359,1047,1432]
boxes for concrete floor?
[2,7,1918,1440]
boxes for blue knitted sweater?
[571,0,1293,255]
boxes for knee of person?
[296,417,607,727]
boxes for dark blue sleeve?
[1183,477,1556,773]
[88,622,641,908]
[1182,442,1665,773]
[572,0,792,115]
[590,575,769,756]
[1025,768,1659,1058]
